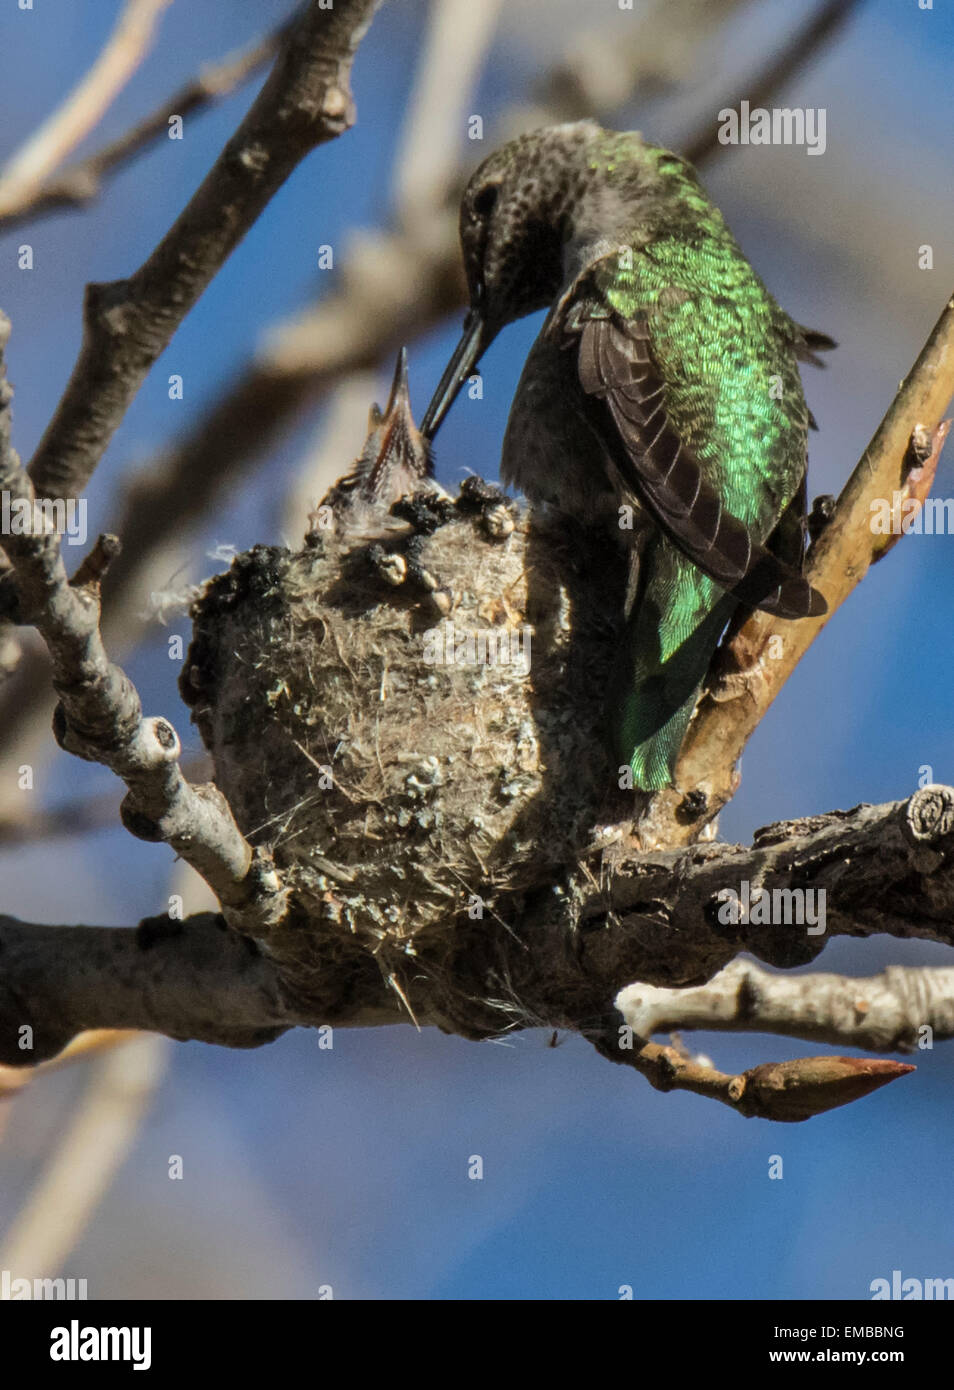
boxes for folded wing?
[574,312,826,619]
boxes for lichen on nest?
[180,486,634,987]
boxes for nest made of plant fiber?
[180,489,633,957]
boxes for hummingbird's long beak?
[420,310,485,440]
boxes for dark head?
[422,121,643,438]
[460,122,608,335]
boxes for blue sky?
[1,0,953,1299]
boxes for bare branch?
[0,17,290,232]
[2,777,952,1118]
[486,785,954,1069]
[0,314,283,930]
[617,958,954,1052]
[0,0,172,221]
[27,0,381,504]
[0,913,299,1066]
[0,0,383,835]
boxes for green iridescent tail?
[612,538,737,792]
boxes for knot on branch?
[902,784,954,848]
[319,85,351,124]
[141,715,181,760]
[52,683,142,761]
[225,847,289,935]
[83,278,135,338]
[119,800,163,842]
[69,532,121,591]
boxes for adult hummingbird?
[421,121,830,791]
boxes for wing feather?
[574,313,825,619]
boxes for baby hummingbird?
[318,347,437,540]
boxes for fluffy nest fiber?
[180,485,636,1029]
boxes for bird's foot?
[363,489,458,616]
[807,493,836,547]
[455,475,517,541]
[390,487,456,535]
[366,479,516,617]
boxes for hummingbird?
[421,121,831,791]
[317,346,438,540]
[313,347,458,608]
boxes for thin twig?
[0,0,173,220]
[0,16,294,233]
[593,1029,913,1122]
[682,0,862,165]
[27,0,382,504]
[617,957,954,1052]
[0,1035,170,1276]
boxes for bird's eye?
[473,184,499,218]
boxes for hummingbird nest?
[180,482,637,1032]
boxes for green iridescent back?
[586,148,810,673]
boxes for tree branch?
[2,783,950,1117]
[617,957,954,1052]
[0,0,172,221]
[0,16,290,232]
[27,0,381,503]
[591,1032,913,1123]
[0,313,284,931]
[493,786,954,1059]
[0,913,299,1066]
